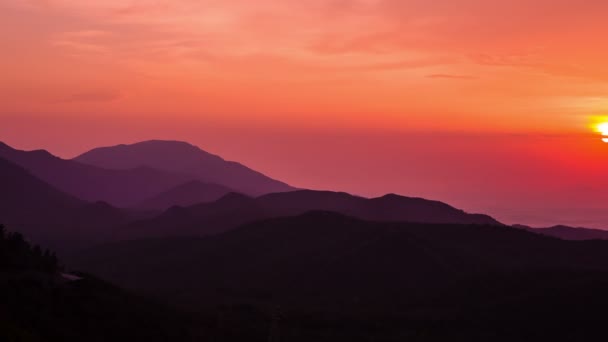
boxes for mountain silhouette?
[0,225,207,342]
[0,156,82,223]
[516,224,608,240]
[116,190,500,240]
[136,180,234,210]
[258,190,500,224]
[0,141,193,207]
[74,140,296,196]
[0,156,132,251]
[78,211,608,315]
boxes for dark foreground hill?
[79,212,608,309]
[75,212,608,340]
[117,190,501,240]
[0,225,209,342]
[74,140,296,196]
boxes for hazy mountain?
[0,156,132,251]
[0,141,192,207]
[516,224,608,240]
[0,156,82,223]
[74,140,296,196]
[136,180,234,210]
[115,193,264,240]
[116,190,501,240]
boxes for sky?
[2,0,608,227]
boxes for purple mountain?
[0,141,193,207]
[137,180,234,210]
[74,140,296,196]
[257,190,500,225]
[0,156,131,250]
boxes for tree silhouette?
[0,224,59,273]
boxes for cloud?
[62,90,121,103]
[426,74,477,80]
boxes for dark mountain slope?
[0,225,208,342]
[0,157,132,252]
[0,141,191,207]
[74,140,296,196]
[0,157,82,223]
[78,211,608,311]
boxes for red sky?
[2,0,608,227]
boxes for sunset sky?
[3,0,608,227]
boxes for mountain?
[77,212,608,319]
[0,141,192,207]
[258,190,500,225]
[115,193,263,240]
[74,140,296,196]
[0,226,207,342]
[0,156,82,223]
[0,156,132,252]
[517,224,608,240]
[116,190,501,240]
[137,180,234,210]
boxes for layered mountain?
[516,224,608,241]
[257,190,500,224]
[78,211,608,315]
[0,156,131,251]
[116,190,501,240]
[74,140,296,196]
[137,180,234,210]
[0,141,193,207]
[0,157,82,223]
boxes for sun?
[590,116,608,142]
[598,122,608,136]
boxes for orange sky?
[2,1,608,227]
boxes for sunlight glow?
[597,122,608,136]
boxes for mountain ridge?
[74,140,296,196]
[115,189,501,240]
[0,141,193,207]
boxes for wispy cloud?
[61,90,121,103]
[426,74,477,80]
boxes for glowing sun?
[598,122,608,136]
[591,117,608,143]
[598,123,608,143]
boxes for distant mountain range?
[136,180,234,210]
[515,224,608,241]
[0,157,131,251]
[74,140,295,196]
[117,190,501,240]
[0,141,191,207]
[0,140,295,207]
[4,139,608,340]
[2,140,606,246]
